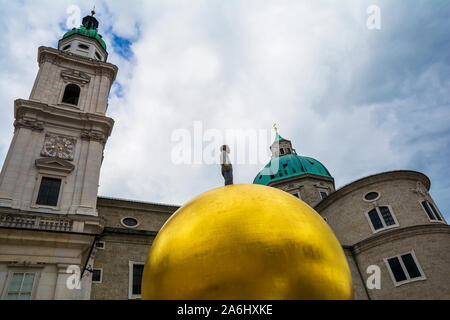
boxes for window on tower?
[62,84,80,105]
[320,191,328,200]
[280,148,285,155]
[36,177,62,207]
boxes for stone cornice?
[60,68,91,86]
[35,157,75,174]
[14,99,114,143]
[80,129,108,144]
[268,173,335,188]
[37,46,118,83]
[103,227,158,237]
[13,118,44,132]
[96,196,179,214]
[350,224,449,254]
[314,170,431,212]
[0,207,105,236]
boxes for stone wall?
[270,174,335,208]
[90,197,177,299]
[315,171,445,245]
[315,171,449,300]
[352,226,450,299]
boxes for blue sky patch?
[111,82,125,98]
[111,32,133,60]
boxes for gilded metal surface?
[142,184,353,299]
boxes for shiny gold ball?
[142,184,353,299]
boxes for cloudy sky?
[0,0,449,220]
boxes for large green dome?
[253,154,332,185]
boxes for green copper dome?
[63,14,107,51]
[253,154,332,185]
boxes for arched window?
[62,84,80,105]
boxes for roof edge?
[314,170,430,212]
[97,195,180,208]
[268,173,335,187]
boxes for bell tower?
[0,11,117,300]
[0,11,117,216]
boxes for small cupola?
[270,128,297,158]
[58,8,108,62]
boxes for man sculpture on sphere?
[220,145,233,185]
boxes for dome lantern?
[58,9,108,62]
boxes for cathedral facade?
[0,13,448,300]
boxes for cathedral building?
[0,13,448,300]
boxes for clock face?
[43,136,75,160]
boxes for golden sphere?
[142,184,353,299]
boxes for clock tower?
[0,12,117,216]
[0,11,117,299]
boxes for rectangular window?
[385,251,425,286]
[401,253,422,278]
[366,206,398,233]
[320,191,328,200]
[280,148,284,155]
[95,241,105,249]
[132,265,144,295]
[421,201,435,220]
[6,272,35,300]
[291,192,301,199]
[129,262,145,299]
[422,201,442,221]
[421,200,442,221]
[368,209,384,230]
[379,206,395,226]
[92,269,102,283]
[428,202,442,221]
[36,177,61,206]
[387,257,407,283]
